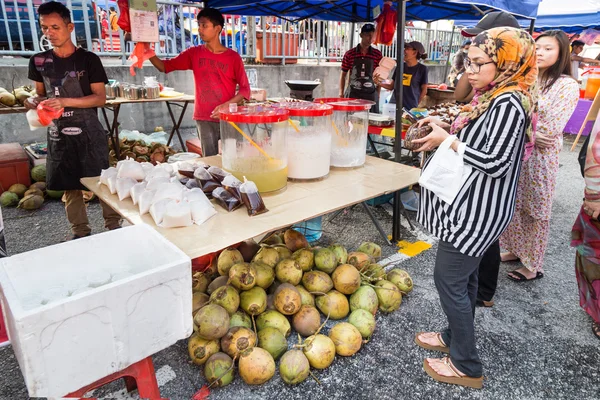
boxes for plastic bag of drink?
[212,187,241,212]
[116,177,137,201]
[160,201,193,228]
[239,177,268,216]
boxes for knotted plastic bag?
[129,42,155,76]
[117,0,131,32]
[37,102,64,126]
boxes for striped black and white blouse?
[417,92,526,257]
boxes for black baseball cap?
[461,11,520,37]
[361,23,375,34]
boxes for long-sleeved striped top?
[417,92,527,257]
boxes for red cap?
[277,102,333,117]
[220,106,289,123]
[313,98,375,112]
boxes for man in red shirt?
[339,23,382,112]
[150,8,250,156]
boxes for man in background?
[340,23,382,112]
[570,40,600,80]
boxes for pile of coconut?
[190,229,413,390]
[98,159,217,228]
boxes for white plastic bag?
[160,201,193,228]
[140,162,155,175]
[116,177,137,201]
[130,181,147,205]
[152,182,183,204]
[184,188,210,203]
[107,175,118,195]
[150,198,172,225]
[418,136,472,204]
[190,200,217,225]
[100,167,118,186]
[139,190,156,215]
[157,162,175,177]
[146,176,171,191]
[144,167,171,181]
[117,160,145,181]
[26,110,45,130]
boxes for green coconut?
[387,268,414,293]
[192,272,211,293]
[45,189,64,199]
[295,285,315,306]
[24,188,43,198]
[292,305,321,337]
[315,290,349,320]
[251,261,275,289]
[314,248,338,274]
[348,309,376,339]
[283,229,309,252]
[257,327,288,360]
[8,183,28,198]
[331,264,361,295]
[302,334,336,370]
[18,194,43,210]
[0,191,19,207]
[374,280,402,313]
[204,352,235,387]
[207,275,229,295]
[275,258,303,285]
[252,246,281,268]
[274,283,302,315]
[220,326,257,358]
[217,248,245,276]
[240,286,267,316]
[329,322,362,356]
[256,310,291,337]
[349,285,379,315]
[229,310,253,329]
[193,303,230,340]
[302,270,334,294]
[209,285,240,315]
[228,263,257,291]
[329,243,349,264]
[188,333,220,365]
[292,248,315,271]
[31,164,46,182]
[275,245,293,260]
[279,350,311,385]
[29,182,46,192]
[357,242,382,260]
[192,292,210,314]
[238,347,276,385]
[346,252,373,271]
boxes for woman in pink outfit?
[501,30,579,281]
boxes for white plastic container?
[278,102,333,181]
[0,224,192,397]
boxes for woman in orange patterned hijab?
[451,27,539,158]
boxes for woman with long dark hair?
[501,30,579,281]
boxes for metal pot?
[144,85,160,99]
[118,83,128,98]
[123,85,141,100]
[105,82,119,98]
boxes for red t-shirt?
[164,45,250,121]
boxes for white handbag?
[418,136,472,205]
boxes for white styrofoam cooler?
[0,224,192,397]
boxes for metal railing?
[0,1,462,65]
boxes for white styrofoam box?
[0,224,192,397]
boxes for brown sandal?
[423,357,483,389]
[415,332,450,354]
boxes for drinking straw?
[288,119,300,132]
[331,121,348,146]
[227,121,273,160]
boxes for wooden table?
[0,106,27,115]
[81,155,420,259]
[101,95,195,157]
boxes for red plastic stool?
[186,138,203,156]
[64,357,165,399]
[0,304,9,345]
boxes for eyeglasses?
[463,58,495,73]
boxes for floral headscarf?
[450,27,539,158]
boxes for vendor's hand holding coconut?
[412,122,461,153]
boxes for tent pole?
[443,24,456,84]
[529,19,535,34]
[392,0,406,242]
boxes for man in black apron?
[25,1,120,240]
[339,23,382,113]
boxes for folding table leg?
[367,135,381,158]
[101,105,121,158]
[166,101,189,151]
[361,202,392,245]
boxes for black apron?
[41,50,109,191]
[344,46,379,113]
